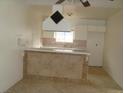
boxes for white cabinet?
[88,25,106,32]
[73,24,106,41]
[74,25,87,40]
[97,25,106,32]
[87,32,104,66]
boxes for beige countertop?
[25,47,90,55]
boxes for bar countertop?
[25,47,90,55]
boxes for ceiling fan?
[56,0,91,7]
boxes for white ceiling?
[26,0,122,8]
[27,0,122,19]
[64,6,120,19]
[29,5,121,20]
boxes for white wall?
[0,0,29,92]
[27,6,45,47]
[103,10,123,88]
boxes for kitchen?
[0,0,123,93]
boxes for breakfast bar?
[23,47,90,80]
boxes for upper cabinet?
[74,25,87,40]
[87,20,106,32]
[87,25,106,32]
[72,19,106,33]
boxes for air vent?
[50,11,64,24]
[42,5,71,31]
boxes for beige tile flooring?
[6,67,122,93]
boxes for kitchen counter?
[24,47,90,80]
[25,47,90,55]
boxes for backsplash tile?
[41,38,87,49]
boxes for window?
[54,32,74,43]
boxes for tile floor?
[5,67,122,93]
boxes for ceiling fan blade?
[56,0,65,4]
[80,0,90,7]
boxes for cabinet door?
[87,32,104,66]
[88,25,106,32]
[74,25,87,40]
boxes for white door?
[87,32,104,66]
